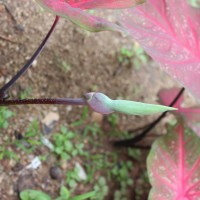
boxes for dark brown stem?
[0,16,60,99]
[0,98,86,106]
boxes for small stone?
[21,141,31,148]
[14,131,23,140]
[91,112,103,124]
[9,159,17,168]
[49,166,62,180]
[32,60,37,68]
[26,157,41,170]
[75,162,87,181]
[41,136,54,150]
[66,105,72,113]
[60,160,67,170]
[14,24,25,32]
[42,112,60,134]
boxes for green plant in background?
[60,61,71,73]
[71,107,89,127]
[53,126,85,160]
[83,123,101,137]
[20,190,51,200]
[0,105,142,199]
[0,107,17,160]
[118,43,149,70]
[107,113,119,128]
[0,107,14,129]
[52,123,137,200]
[112,161,134,200]
[0,109,145,199]
[20,187,95,200]
[0,146,18,160]
[133,170,149,200]
[53,126,75,160]
[15,119,42,153]
[0,105,143,199]
[128,148,142,161]
[92,177,109,200]
[66,165,83,188]
[56,186,95,200]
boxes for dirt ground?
[0,0,183,200]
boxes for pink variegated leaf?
[65,0,145,9]
[119,0,200,99]
[35,0,123,32]
[147,124,200,200]
[35,0,145,32]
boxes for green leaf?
[4,110,14,118]
[61,126,68,134]
[70,191,96,200]
[64,141,73,152]
[54,134,64,146]
[60,186,70,199]
[4,150,18,160]
[68,179,77,188]
[55,147,63,155]
[20,190,51,200]
[61,152,71,160]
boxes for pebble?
[14,24,25,32]
[75,162,87,181]
[49,166,62,180]
[41,136,54,150]
[25,157,41,170]
[60,160,68,170]
[91,112,103,124]
[32,59,37,68]
[42,112,60,134]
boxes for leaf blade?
[35,0,132,32]
[119,0,200,99]
[66,0,145,9]
[147,124,200,200]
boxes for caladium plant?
[147,124,200,200]
[35,0,145,32]
[119,0,200,99]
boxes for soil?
[0,0,183,200]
